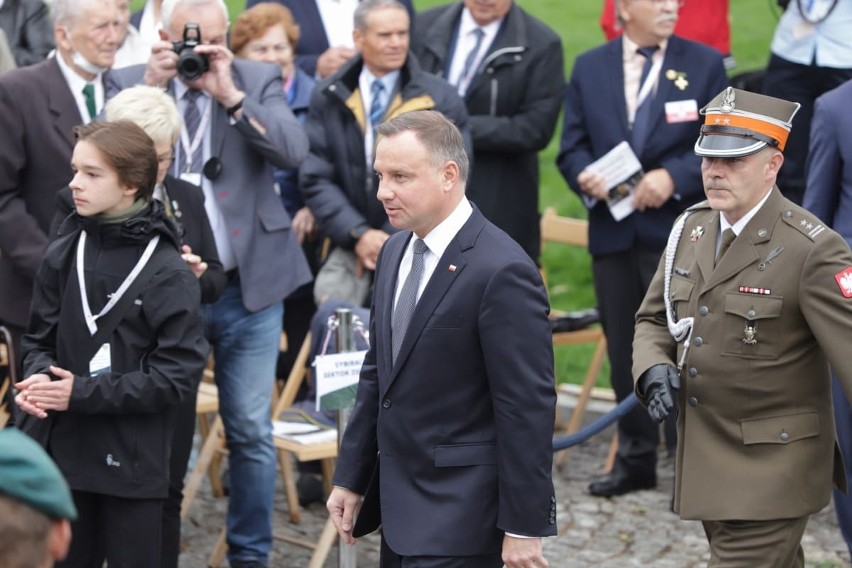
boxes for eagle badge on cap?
[720,87,736,112]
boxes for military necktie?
[715,228,736,267]
[392,238,428,364]
[631,45,659,158]
[82,83,96,121]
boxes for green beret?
[0,428,77,520]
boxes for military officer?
[633,87,852,568]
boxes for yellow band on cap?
[703,113,791,151]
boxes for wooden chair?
[205,332,340,568]
[540,207,615,470]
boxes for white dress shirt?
[446,8,502,97]
[316,0,357,49]
[55,53,104,125]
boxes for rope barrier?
[552,393,640,451]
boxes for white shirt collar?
[720,187,774,236]
[458,7,503,40]
[419,197,473,260]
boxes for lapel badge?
[757,246,784,271]
[742,322,758,345]
[448,264,457,272]
[666,69,688,91]
[690,226,704,241]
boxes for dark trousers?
[702,516,808,568]
[380,537,503,568]
[832,374,852,561]
[592,245,674,475]
[161,382,200,568]
[1,322,23,426]
[58,490,163,568]
[761,53,852,205]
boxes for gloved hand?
[638,364,680,423]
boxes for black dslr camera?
[172,23,209,81]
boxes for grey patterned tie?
[179,89,203,174]
[456,27,485,94]
[392,238,428,363]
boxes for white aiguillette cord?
[663,211,693,370]
[77,231,160,336]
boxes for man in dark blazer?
[107,0,311,564]
[244,0,414,78]
[557,0,727,497]
[0,0,54,67]
[326,110,556,567]
[803,78,852,560]
[412,0,564,261]
[0,0,122,352]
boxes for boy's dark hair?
[73,121,158,201]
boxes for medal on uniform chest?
[666,69,689,91]
[690,226,704,242]
[742,322,757,345]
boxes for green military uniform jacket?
[634,188,852,521]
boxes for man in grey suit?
[0,0,122,356]
[107,0,311,565]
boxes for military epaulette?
[780,208,827,241]
[686,200,712,212]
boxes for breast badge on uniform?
[835,267,852,298]
[690,226,704,242]
[742,323,758,345]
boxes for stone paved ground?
[179,423,852,568]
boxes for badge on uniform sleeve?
[835,267,852,298]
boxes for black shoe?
[588,471,656,497]
[230,561,266,568]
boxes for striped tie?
[631,45,659,158]
[370,79,385,139]
[179,89,203,174]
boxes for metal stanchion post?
[335,308,358,568]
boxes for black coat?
[412,2,565,260]
[21,201,208,499]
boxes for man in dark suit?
[0,0,122,353]
[557,0,727,497]
[326,110,556,567]
[244,0,414,78]
[803,78,852,561]
[412,0,564,261]
[107,0,311,564]
[0,0,54,67]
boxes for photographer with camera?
[107,0,312,566]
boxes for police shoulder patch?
[780,209,826,241]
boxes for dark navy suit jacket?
[804,79,852,248]
[557,35,727,256]
[244,0,415,77]
[333,206,557,556]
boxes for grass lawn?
[163,0,780,387]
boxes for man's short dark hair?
[377,111,469,182]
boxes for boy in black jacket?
[15,120,207,568]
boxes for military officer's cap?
[694,87,800,158]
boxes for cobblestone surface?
[179,426,852,568]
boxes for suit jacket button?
[382,399,391,409]
[688,396,698,407]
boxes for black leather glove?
[638,364,680,423]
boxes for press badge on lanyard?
[76,230,160,377]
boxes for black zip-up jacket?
[21,201,207,499]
